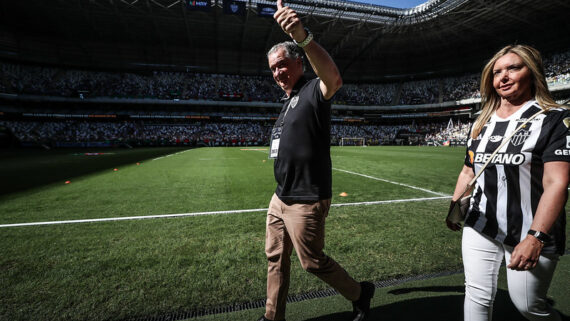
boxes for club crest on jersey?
[510,129,531,146]
[289,96,299,109]
[563,117,570,129]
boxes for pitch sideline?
[0,195,451,228]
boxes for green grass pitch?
[0,146,568,321]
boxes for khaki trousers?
[264,193,360,321]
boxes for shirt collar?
[280,76,308,101]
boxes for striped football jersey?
[464,100,569,254]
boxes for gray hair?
[267,41,303,63]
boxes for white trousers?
[462,227,561,321]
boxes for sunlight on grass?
[1,146,567,321]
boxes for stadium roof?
[0,0,569,82]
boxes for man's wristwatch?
[528,229,550,244]
[293,28,313,48]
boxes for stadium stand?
[0,1,569,150]
[1,47,568,103]
[1,48,569,148]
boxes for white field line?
[333,195,450,207]
[250,149,270,155]
[246,155,448,197]
[153,154,174,161]
[0,195,451,228]
[333,168,448,197]
[152,149,191,161]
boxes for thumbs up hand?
[273,0,306,43]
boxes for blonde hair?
[471,44,561,139]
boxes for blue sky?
[348,0,427,9]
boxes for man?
[258,1,375,321]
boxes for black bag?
[446,196,471,224]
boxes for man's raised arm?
[273,0,342,100]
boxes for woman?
[447,44,569,321]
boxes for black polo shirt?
[273,76,332,201]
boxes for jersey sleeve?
[314,78,334,103]
[542,109,570,163]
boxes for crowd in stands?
[399,79,439,105]
[2,48,568,106]
[545,50,570,79]
[1,118,472,147]
[331,123,405,145]
[334,83,397,105]
[0,120,271,147]
[0,48,566,149]
[424,120,471,144]
[545,50,570,87]
[0,64,282,102]
[441,74,480,102]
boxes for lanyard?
[280,99,293,127]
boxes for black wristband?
[528,229,550,243]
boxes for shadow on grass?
[387,285,464,295]
[304,287,569,321]
[0,147,189,196]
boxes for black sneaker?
[351,281,375,321]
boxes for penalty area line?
[333,168,448,197]
[0,196,451,228]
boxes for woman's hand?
[507,235,544,271]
